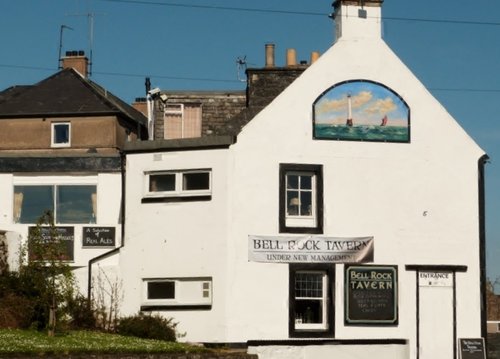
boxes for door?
[418,271,455,359]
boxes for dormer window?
[51,122,71,147]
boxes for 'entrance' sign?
[419,271,453,287]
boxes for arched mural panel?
[313,80,410,143]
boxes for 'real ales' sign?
[248,235,373,264]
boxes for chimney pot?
[265,43,275,68]
[286,48,297,67]
[310,51,320,64]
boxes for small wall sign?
[82,227,116,247]
[419,271,453,287]
[459,338,486,359]
[28,226,74,261]
[345,265,398,325]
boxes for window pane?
[300,175,312,189]
[14,186,53,223]
[300,192,312,216]
[148,281,175,299]
[150,174,175,192]
[56,185,96,224]
[295,272,323,298]
[287,174,299,189]
[295,299,323,324]
[53,124,69,144]
[287,191,300,215]
[183,172,209,191]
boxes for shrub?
[67,294,97,330]
[0,293,35,329]
[117,313,177,341]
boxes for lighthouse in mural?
[346,93,353,127]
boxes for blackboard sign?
[82,227,116,247]
[28,226,74,261]
[459,338,486,359]
[345,265,398,325]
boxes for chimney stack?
[333,0,383,41]
[61,50,89,77]
[265,43,275,68]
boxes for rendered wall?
[0,172,123,293]
[120,149,231,341]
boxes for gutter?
[87,150,127,301]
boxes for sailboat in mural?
[346,94,353,127]
[381,115,388,126]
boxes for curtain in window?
[13,192,23,222]
[183,104,202,138]
[91,192,97,220]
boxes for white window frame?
[142,278,212,307]
[285,171,317,228]
[144,169,211,198]
[51,122,71,147]
[294,270,328,331]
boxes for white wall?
[0,172,123,293]
[120,149,231,341]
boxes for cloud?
[365,96,397,115]
[351,91,372,109]
[316,91,373,116]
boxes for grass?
[0,329,207,355]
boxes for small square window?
[150,174,176,192]
[183,172,210,191]
[280,164,323,234]
[51,123,70,147]
[147,281,175,300]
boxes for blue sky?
[1,0,500,288]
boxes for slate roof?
[0,68,147,127]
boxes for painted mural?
[313,80,410,142]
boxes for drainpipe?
[478,154,489,339]
[87,150,127,302]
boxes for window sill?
[141,304,212,311]
[141,195,212,203]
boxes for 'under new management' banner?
[248,235,374,264]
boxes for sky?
[1,0,500,289]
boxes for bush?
[117,313,177,341]
[0,293,35,328]
[67,294,97,330]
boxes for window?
[51,122,71,147]
[289,264,334,338]
[164,103,202,139]
[14,185,96,224]
[280,164,323,233]
[144,169,211,202]
[142,277,212,310]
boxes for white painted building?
[104,1,487,358]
